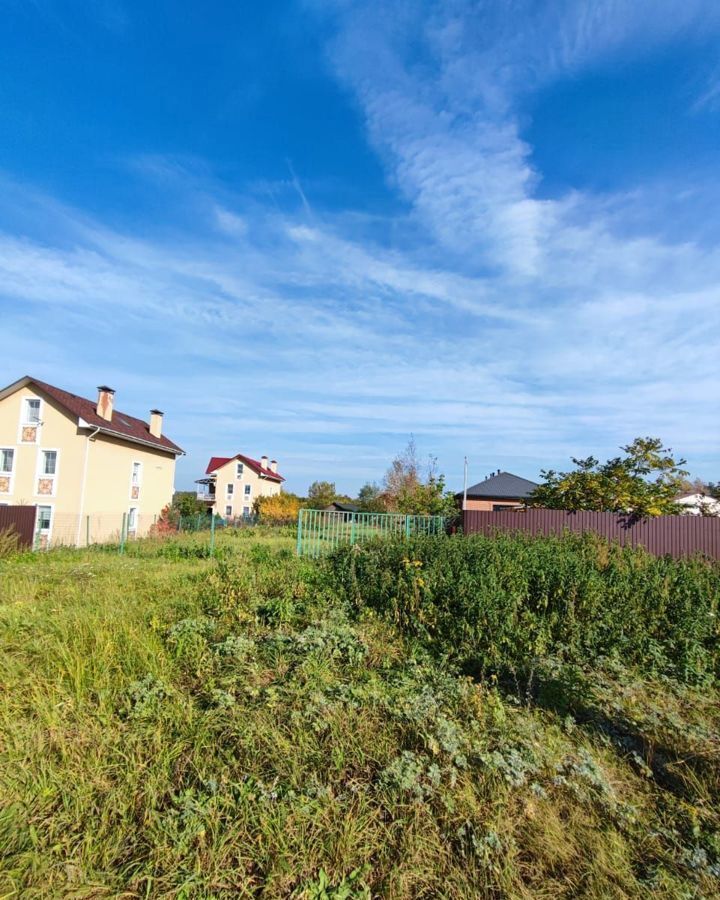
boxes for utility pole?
[462,456,468,511]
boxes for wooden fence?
[0,506,37,549]
[463,509,720,560]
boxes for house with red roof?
[197,452,284,520]
[0,376,183,546]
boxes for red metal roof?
[26,377,184,455]
[206,456,232,474]
[205,453,284,482]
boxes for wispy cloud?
[693,67,720,113]
[1,1,719,490]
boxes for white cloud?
[1,1,719,490]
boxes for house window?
[36,506,52,538]
[37,450,58,496]
[24,399,41,424]
[236,462,244,478]
[130,461,142,499]
[20,399,41,443]
[492,504,516,511]
[244,484,252,498]
[225,505,232,517]
[127,507,138,533]
[243,506,250,517]
[1,449,14,473]
[0,449,13,493]
[227,483,234,494]
[42,450,57,475]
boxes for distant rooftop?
[458,470,539,500]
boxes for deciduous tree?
[254,492,301,524]
[306,481,338,509]
[357,482,385,512]
[528,437,688,517]
[382,438,456,516]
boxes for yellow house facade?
[199,453,283,519]
[0,376,184,546]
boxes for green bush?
[325,532,720,684]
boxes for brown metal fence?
[463,509,720,560]
[0,506,37,549]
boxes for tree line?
[173,436,718,523]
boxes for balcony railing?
[196,492,216,503]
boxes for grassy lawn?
[0,529,718,898]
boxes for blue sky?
[1,0,718,493]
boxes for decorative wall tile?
[38,478,54,495]
[21,426,37,443]
[0,476,10,493]
[131,485,140,500]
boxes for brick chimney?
[149,409,164,439]
[96,385,115,422]
[270,459,278,473]
[260,454,269,471]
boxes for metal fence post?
[405,515,411,539]
[33,510,41,552]
[296,509,303,556]
[350,512,356,546]
[119,512,127,555]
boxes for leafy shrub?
[325,533,720,683]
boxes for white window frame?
[127,506,138,534]
[225,504,233,517]
[35,448,60,497]
[244,483,252,498]
[129,460,143,499]
[24,398,42,424]
[18,397,43,443]
[41,449,58,476]
[226,483,234,499]
[35,504,54,547]
[236,462,244,478]
[242,506,250,518]
[0,448,14,494]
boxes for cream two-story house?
[198,453,284,519]
[0,376,184,546]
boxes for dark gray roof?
[327,501,360,512]
[459,471,539,499]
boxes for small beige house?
[0,376,184,546]
[198,453,284,519]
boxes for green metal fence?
[296,509,447,557]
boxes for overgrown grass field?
[0,529,718,898]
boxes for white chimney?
[149,409,163,439]
[260,455,269,471]
[96,385,115,422]
[270,459,277,473]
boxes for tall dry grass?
[0,531,718,897]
